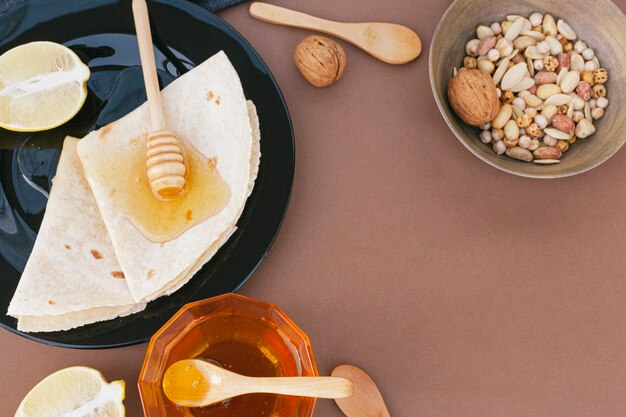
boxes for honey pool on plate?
[139,294,318,417]
[83,133,231,243]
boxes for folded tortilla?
[7,51,261,332]
[7,138,145,332]
[77,51,254,302]
[151,101,261,299]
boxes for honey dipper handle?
[132,0,166,131]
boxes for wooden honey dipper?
[132,0,186,199]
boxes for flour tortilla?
[7,138,144,332]
[7,99,260,332]
[16,303,146,333]
[77,51,254,302]
[147,100,261,299]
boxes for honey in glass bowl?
[138,294,318,417]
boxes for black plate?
[0,0,294,348]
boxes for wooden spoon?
[132,0,187,199]
[249,2,421,65]
[332,365,391,417]
[163,359,354,407]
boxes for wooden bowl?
[429,0,626,178]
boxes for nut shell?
[447,68,501,126]
[294,35,346,87]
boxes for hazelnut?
[516,114,531,128]
[526,123,542,139]
[543,56,559,72]
[593,68,608,85]
[501,90,515,104]
[580,71,594,85]
[592,84,606,99]
[294,35,346,87]
[555,140,570,153]
[463,56,477,69]
[447,68,501,126]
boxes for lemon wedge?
[14,366,125,417]
[0,41,90,132]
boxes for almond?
[542,14,558,37]
[545,36,563,55]
[524,45,546,60]
[511,77,535,92]
[551,114,575,133]
[576,81,592,100]
[492,104,513,129]
[492,57,510,85]
[501,62,527,90]
[533,146,562,160]
[536,83,562,99]
[557,53,571,71]
[534,71,557,85]
[543,127,570,140]
[478,36,497,56]
[506,146,533,162]
[513,35,536,51]
[570,54,585,72]
[544,93,571,106]
[505,17,525,41]
[523,30,545,41]
[560,70,580,93]
[557,19,577,40]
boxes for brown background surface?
[2,1,626,416]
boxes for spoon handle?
[132,0,166,131]
[249,2,344,39]
[240,375,354,399]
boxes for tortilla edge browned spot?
[111,271,125,279]
[100,124,113,139]
[90,249,103,260]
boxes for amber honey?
[139,294,318,417]
[86,134,231,242]
[162,314,302,417]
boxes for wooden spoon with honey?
[163,359,354,407]
[132,0,187,199]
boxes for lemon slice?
[14,366,125,417]
[0,41,90,132]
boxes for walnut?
[447,68,501,126]
[294,35,346,87]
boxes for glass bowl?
[138,293,318,417]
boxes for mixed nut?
[450,12,610,164]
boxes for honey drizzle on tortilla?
[88,134,231,243]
